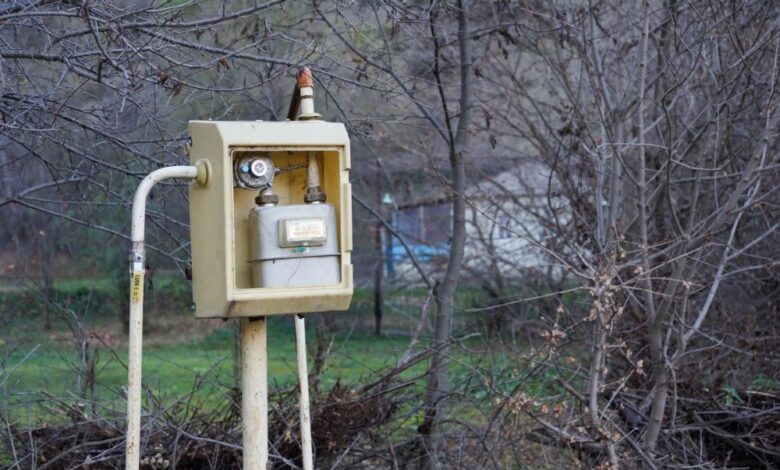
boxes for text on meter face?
[279,217,328,247]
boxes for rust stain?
[297,67,313,88]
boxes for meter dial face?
[233,153,274,189]
[250,160,268,177]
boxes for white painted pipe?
[307,152,320,190]
[295,314,314,470]
[126,165,200,470]
[299,86,315,118]
[130,166,199,245]
[241,317,269,469]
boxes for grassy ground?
[0,278,436,424]
[1,313,427,425]
[0,277,553,428]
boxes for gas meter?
[187,119,353,318]
[124,67,349,470]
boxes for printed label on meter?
[279,217,327,247]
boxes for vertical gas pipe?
[294,67,318,470]
[125,163,207,470]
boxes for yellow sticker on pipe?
[131,271,144,304]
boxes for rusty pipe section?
[297,67,313,88]
[287,67,320,121]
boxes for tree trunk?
[421,1,471,465]
[374,168,384,337]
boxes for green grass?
[1,276,571,428]
[0,317,426,424]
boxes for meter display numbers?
[279,218,327,247]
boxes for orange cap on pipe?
[297,67,313,88]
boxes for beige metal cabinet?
[187,120,353,318]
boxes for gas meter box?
[187,120,353,318]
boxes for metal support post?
[241,317,269,469]
[295,314,314,470]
